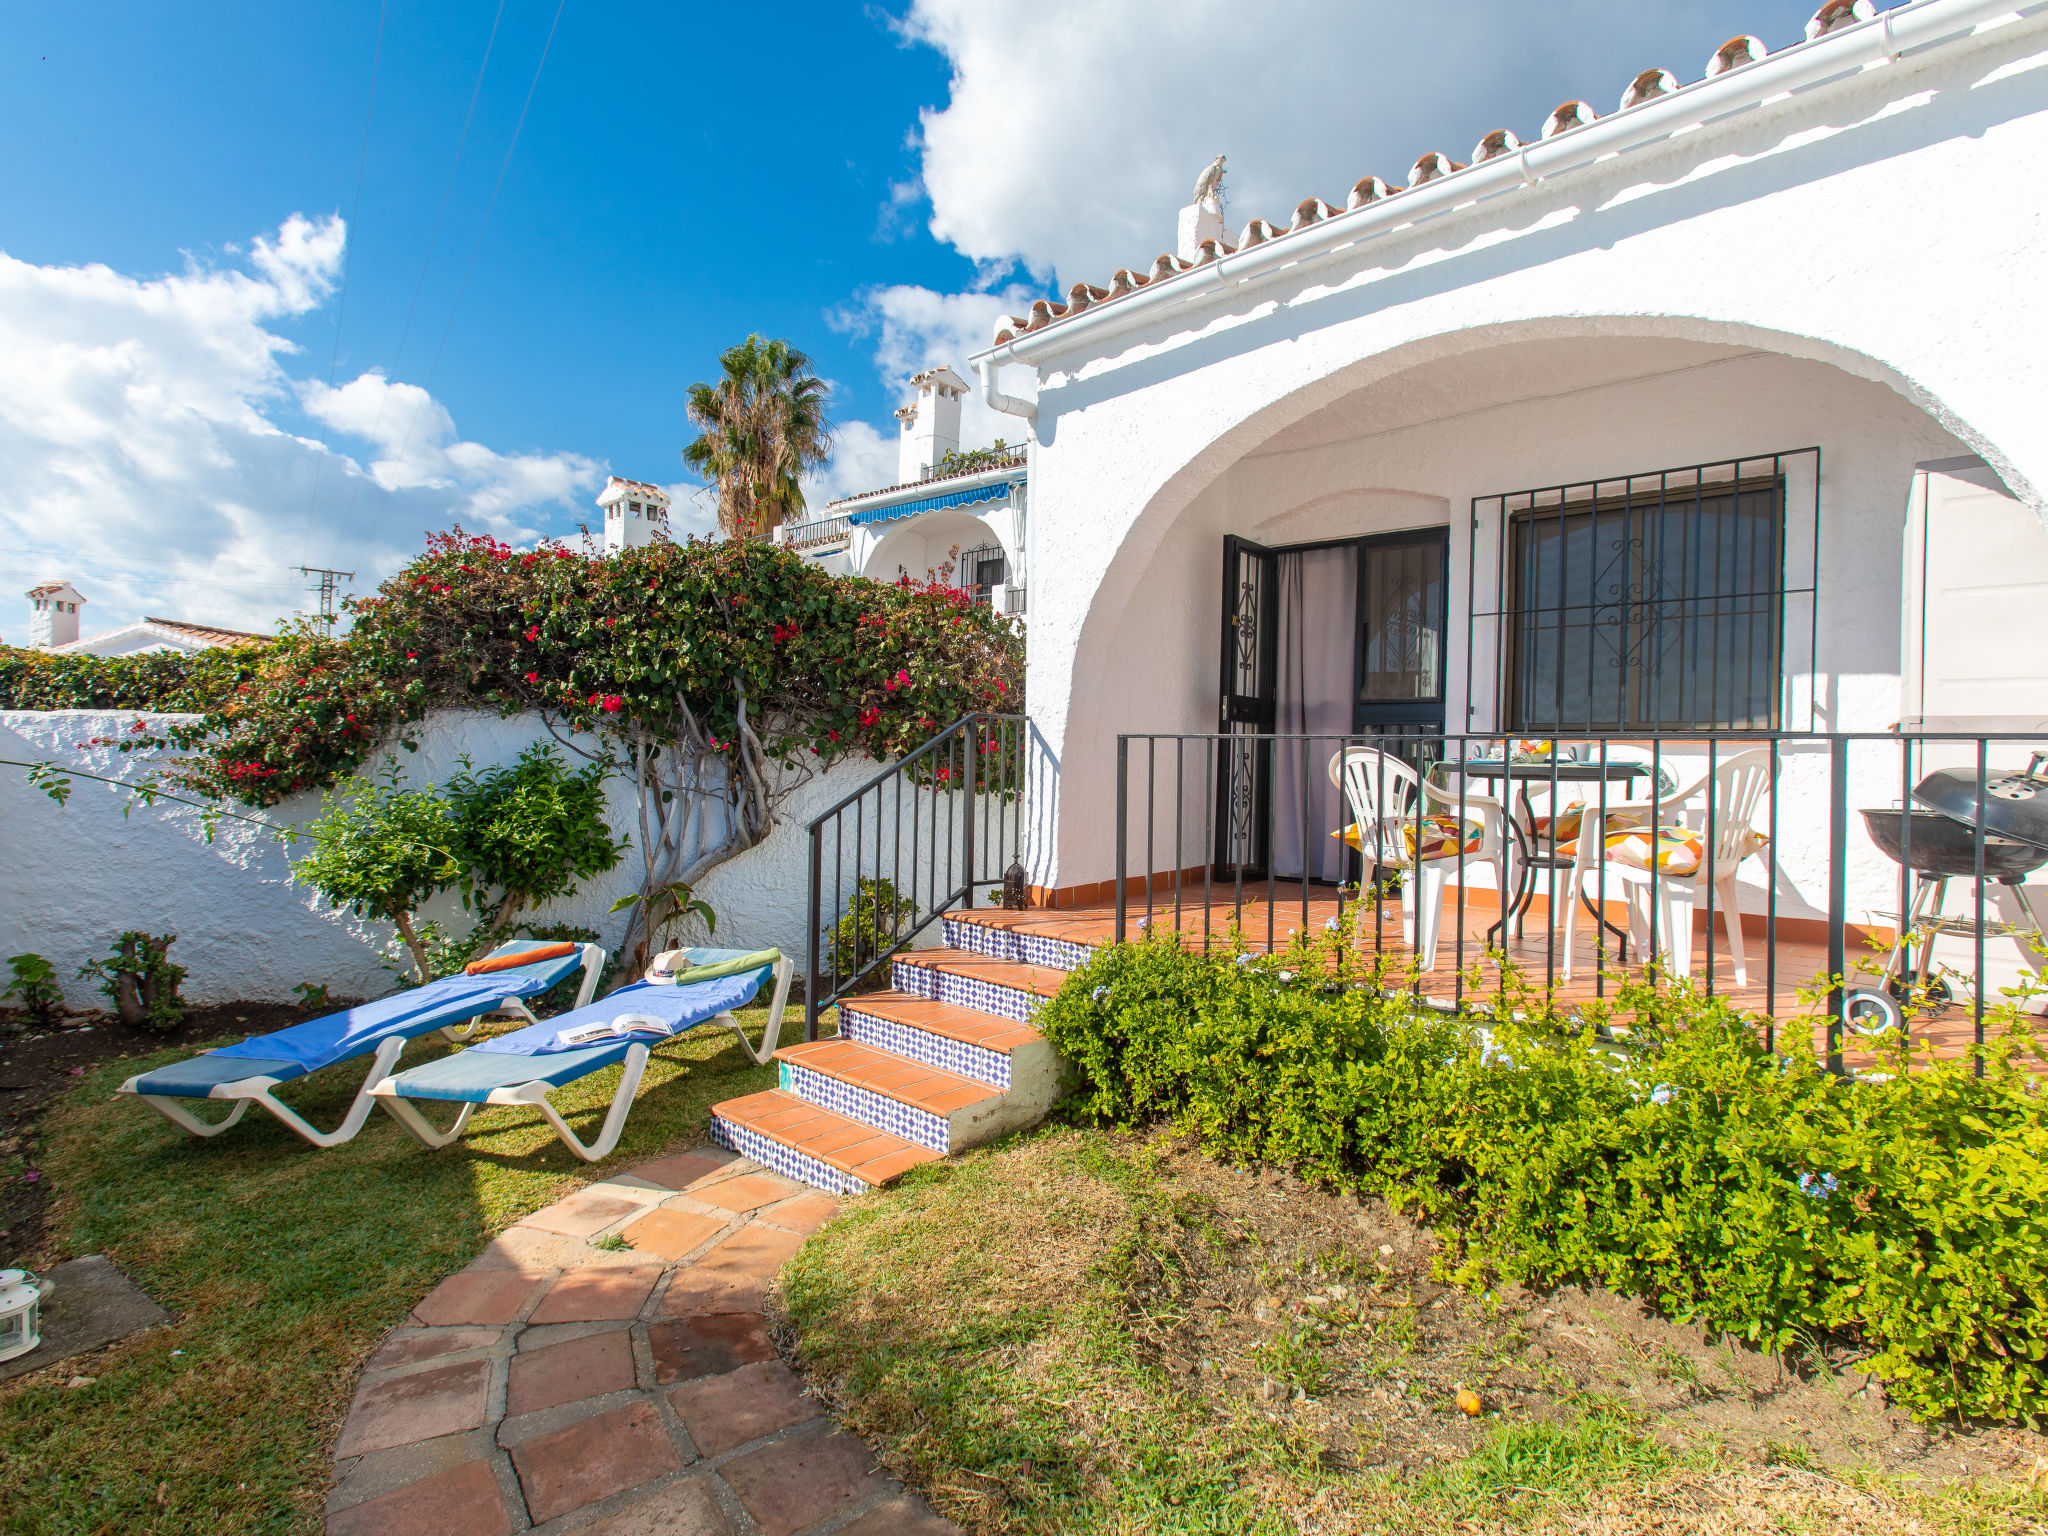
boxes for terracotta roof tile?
[826,452,1028,509]
[142,617,269,647]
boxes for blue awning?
[844,477,1021,528]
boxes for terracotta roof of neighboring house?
[26,581,79,599]
[990,2,1869,349]
[143,618,270,647]
[604,477,667,496]
[826,452,1030,509]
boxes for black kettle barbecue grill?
[1847,751,2048,1032]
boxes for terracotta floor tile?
[670,1361,821,1457]
[623,1207,726,1262]
[509,1400,683,1524]
[846,1145,938,1186]
[690,1225,803,1281]
[691,1174,799,1214]
[517,1189,647,1239]
[759,1193,838,1235]
[327,1459,511,1536]
[570,1478,733,1535]
[505,1328,635,1417]
[629,1148,736,1190]
[527,1264,663,1325]
[412,1269,548,1328]
[366,1328,502,1373]
[335,1358,492,1458]
[719,1427,888,1536]
[835,1494,969,1536]
[648,1312,776,1385]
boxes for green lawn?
[0,1009,782,1536]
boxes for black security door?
[1353,528,1449,740]
[1216,535,1278,875]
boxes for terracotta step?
[775,1038,1001,1154]
[940,913,1097,972]
[889,948,1067,1026]
[709,1089,938,1195]
[892,947,1069,996]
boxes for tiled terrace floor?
[961,889,2033,1071]
[327,1145,959,1536]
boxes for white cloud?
[824,0,1800,495]
[899,0,1814,293]
[0,215,601,641]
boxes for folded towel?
[646,947,780,986]
[468,942,578,976]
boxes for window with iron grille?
[1473,449,1819,732]
[960,543,1008,605]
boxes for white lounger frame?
[116,944,606,1149]
[372,953,794,1163]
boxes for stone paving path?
[325,1146,962,1536]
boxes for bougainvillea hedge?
[0,532,1023,806]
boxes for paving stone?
[0,1254,171,1385]
[508,1399,684,1523]
[719,1427,888,1536]
[658,1268,770,1317]
[366,1329,502,1373]
[834,1494,968,1535]
[506,1328,635,1417]
[648,1313,775,1386]
[517,1189,647,1239]
[629,1149,736,1190]
[624,1207,726,1262]
[325,1458,512,1536]
[516,1319,629,1353]
[570,1477,734,1535]
[335,1358,493,1458]
[688,1173,799,1214]
[412,1269,549,1327]
[758,1194,838,1235]
[670,1361,820,1457]
[528,1265,664,1325]
[687,1225,804,1284]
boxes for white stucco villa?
[776,367,1029,612]
[950,0,2048,955]
[23,578,266,656]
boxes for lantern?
[1001,856,1029,911]
[0,1269,48,1364]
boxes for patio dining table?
[1437,757,1651,945]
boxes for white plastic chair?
[1329,746,1506,970]
[1560,748,1777,982]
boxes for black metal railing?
[804,713,1028,1038]
[1113,730,2048,1075]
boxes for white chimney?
[26,580,85,648]
[896,366,968,483]
[596,478,671,554]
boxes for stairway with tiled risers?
[708,920,1080,1196]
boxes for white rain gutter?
[970,0,2037,420]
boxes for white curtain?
[1270,545,1356,882]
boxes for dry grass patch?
[779,1125,2048,1536]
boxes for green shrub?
[824,876,918,986]
[2,953,63,1025]
[1033,924,2048,1422]
[78,932,187,1032]
[445,744,625,940]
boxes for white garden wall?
[0,708,897,1007]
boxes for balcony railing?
[1112,730,2048,1075]
[776,514,852,551]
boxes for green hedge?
[0,643,262,713]
[1033,926,2048,1422]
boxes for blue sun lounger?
[369,948,792,1162]
[117,941,606,1148]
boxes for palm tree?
[683,335,834,540]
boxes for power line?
[299,565,356,629]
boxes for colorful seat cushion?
[1332,814,1485,864]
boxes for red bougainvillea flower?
[524,626,540,642]
[601,695,622,712]
[859,707,881,727]
[524,671,539,684]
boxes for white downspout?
[979,355,1037,423]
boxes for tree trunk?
[113,972,144,1028]
[390,910,431,982]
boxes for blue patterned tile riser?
[780,1061,952,1154]
[839,1006,1012,1089]
[710,1114,869,1196]
[891,958,1043,1023]
[941,918,1094,973]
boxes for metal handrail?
[803,713,1028,1039]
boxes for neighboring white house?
[958,0,2048,929]
[776,366,1029,612]
[598,476,672,554]
[25,581,86,648]
[23,578,266,655]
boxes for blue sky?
[0,0,1826,636]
